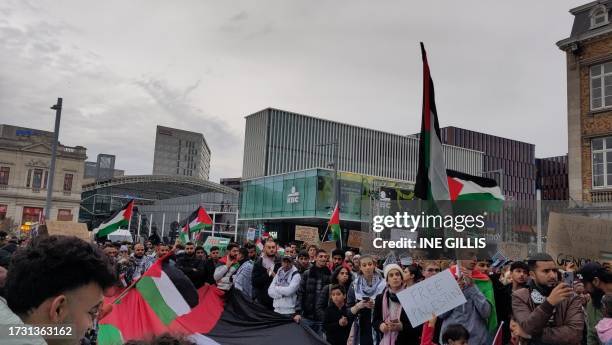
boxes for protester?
[145,240,155,256]
[596,294,612,345]
[204,246,220,285]
[373,263,422,345]
[403,265,421,287]
[103,244,118,260]
[331,249,345,271]
[214,243,240,291]
[308,245,318,264]
[422,318,470,345]
[246,243,258,261]
[317,264,354,321]
[580,263,612,345]
[512,253,584,345]
[252,239,282,309]
[176,242,207,288]
[324,285,354,345]
[195,246,206,260]
[1,235,116,345]
[440,262,491,345]
[295,249,332,336]
[268,255,301,316]
[297,250,311,273]
[494,260,528,345]
[233,247,255,299]
[155,243,170,258]
[421,261,441,279]
[347,254,387,345]
[345,251,354,263]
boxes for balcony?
[591,190,612,203]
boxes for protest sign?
[497,242,528,261]
[204,236,231,255]
[246,228,256,241]
[347,230,365,248]
[547,212,612,266]
[397,269,467,327]
[320,241,337,254]
[45,221,91,242]
[295,225,320,245]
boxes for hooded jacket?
[438,284,491,345]
[268,265,301,315]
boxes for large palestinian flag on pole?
[98,255,327,345]
[414,42,449,203]
[180,206,213,243]
[329,202,341,242]
[93,200,134,238]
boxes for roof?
[82,174,238,199]
[557,0,612,49]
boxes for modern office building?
[220,177,241,192]
[242,108,483,181]
[536,155,569,200]
[557,0,612,203]
[152,126,211,180]
[0,124,87,230]
[83,154,124,184]
[439,126,537,200]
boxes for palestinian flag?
[94,200,134,237]
[447,170,504,201]
[183,206,213,233]
[492,321,504,345]
[98,256,326,345]
[449,265,498,332]
[414,42,449,202]
[329,202,341,241]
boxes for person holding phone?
[373,263,422,345]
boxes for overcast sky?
[0,0,585,182]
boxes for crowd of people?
[0,229,611,345]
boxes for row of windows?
[442,128,535,163]
[592,137,612,188]
[0,167,74,192]
[483,157,536,179]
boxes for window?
[0,204,6,220]
[57,209,73,221]
[592,137,612,188]
[63,174,73,191]
[0,167,9,185]
[590,5,609,29]
[591,62,612,110]
[43,170,48,189]
[26,169,32,187]
[32,169,43,190]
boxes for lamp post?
[45,98,62,221]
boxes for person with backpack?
[268,255,301,317]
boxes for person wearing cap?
[268,255,301,317]
[373,263,422,345]
[511,252,584,345]
[581,262,612,345]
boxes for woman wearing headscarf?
[373,264,423,345]
[346,255,387,345]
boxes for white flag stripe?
[152,271,191,317]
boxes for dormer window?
[590,5,609,29]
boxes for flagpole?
[321,223,330,242]
[148,213,153,238]
[137,214,142,242]
[161,213,166,241]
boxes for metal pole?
[212,212,216,237]
[148,213,153,237]
[234,208,238,242]
[161,213,166,240]
[137,214,142,241]
[45,98,62,220]
[536,189,542,252]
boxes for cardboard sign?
[204,236,230,256]
[397,269,467,327]
[44,221,91,242]
[347,230,365,248]
[547,212,612,266]
[295,225,320,245]
[320,241,337,254]
[497,242,529,261]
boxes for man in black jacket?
[203,246,220,285]
[176,242,207,288]
[251,239,281,309]
[295,249,332,336]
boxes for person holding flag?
[93,200,134,239]
[179,206,213,243]
[328,202,342,247]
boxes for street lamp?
[45,98,62,221]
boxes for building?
[0,124,87,230]
[557,0,612,203]
[83,154,124,184]
[242,108,483,180]
[536,155,569,200]
[220,177,241,192]
[439,127,537,200]
[152,125,211,180]
[239,108,486,243]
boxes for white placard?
[397,269,467,327]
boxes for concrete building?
[536,155,569,200]
[557,0,612,203]
[439,126,537,200]
[242,108,483,181]
[152,125,211,180]
[220,177,241,192]
[0,124,87,230]
[83,153,124,185]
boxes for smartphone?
[562,271,574,287]
[362,297,370,302]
